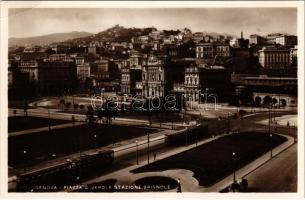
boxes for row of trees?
[232,90,288,108]
[59,99,85,112]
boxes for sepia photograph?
[0,1,304,197]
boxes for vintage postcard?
[0,1,304,199]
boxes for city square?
[4,4,300,194]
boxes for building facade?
[121,67,142,95]
[275,35,297,46]
[258,47,291,69]
[196,43,230,59]
[184,65,200,101]
[77,63,90,81]
[142,55,166,98]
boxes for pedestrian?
[154,153,156,161]
[177,178,181,193]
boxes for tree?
[79,104,85,110]
[280,99,287,107]
[23,100,29,116]
[263,96,272,106]
[86,105,96,124]
[272,98,278,106]
[240,90,254,105]
[65,102,72,111]
[73,103,79,110]
[254,96,262,107]
[59,99,65,112]
[96,100,118,124]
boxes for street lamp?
[268,106,271,135]
[48,109,51,132]
[136,140,139,165]
[23,150,27,172]
[269,133,273,158]
[293,123,297,143]
[185,128,189,146]
[147,132,150,164]
[94,134,97,149]
[227,112,231,134]
[232,151,236,192]
[205,88,209,110]
[72,115,75,127]
[112,135,115,147]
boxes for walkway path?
[244,144,297,192]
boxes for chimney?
[241,31,244,39]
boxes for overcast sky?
[9,8,297,38]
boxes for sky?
[9,8,297,38]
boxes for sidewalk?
[9,122,84,138]
[9,108,187,129]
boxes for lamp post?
[269,133,273,158]
[48,109,51,132]
[136,140,139,165]
[112,135,115,147]
[185,128,189,146]
[232,151,236,192]
[268,106,271,135]
[72,115,75,127]
[94,134,97,149]
[205,88,209,110]
[227,112,231,134]
[293,123,297,143]
[23,150,27,173]
[147,132,150,164]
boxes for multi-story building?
[49,54,73,62]
[184,65,232,102]
[193,32,204,43]
[149,31,161,41]
[290,45,297,67]
[88,45,97,55]
[38,61,77,94]
[249,34,268,45]
[229,32,249,48]
[18,60,77,94]
[142,55,167,98]
[240,75,297,106]
[75,56,85,65]
[275,35,297,46]
[137,35,149,44]
[95,59,109,79]
[19,60,39,81]
[266,33,283,44]
[196,43,230,59]
[184,65,200,101]
[121,66,142,95]
[128,54,143,69]
[77,63,90,81]
[258,46,291,69]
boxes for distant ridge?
[9,31,94,47]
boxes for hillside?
[9,31,94,47]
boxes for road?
[244,144,297,192]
